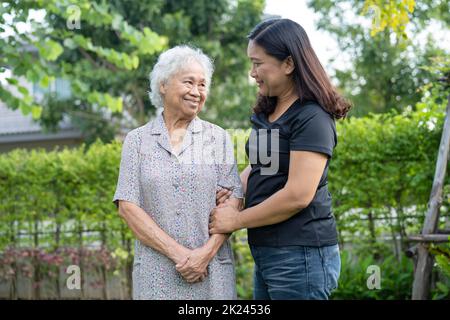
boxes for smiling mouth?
[184,99,200,107]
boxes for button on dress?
[113,113,243,299]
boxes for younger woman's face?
[247,40,294,97]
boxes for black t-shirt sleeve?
[289,107,336,158]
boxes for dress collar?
[150,112,202,135]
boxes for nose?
[250,65,257,79]
[189,84,200,97]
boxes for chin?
[258,87,268,96]
[184,107,199,117]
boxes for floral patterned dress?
[113,113,243,299]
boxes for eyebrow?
[182,75,206,82]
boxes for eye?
[183,80,194,88]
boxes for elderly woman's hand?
[209,204,242,234]
[216,187,232,205]
[176,247,211,283]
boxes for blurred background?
[0,0,449,299]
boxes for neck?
[275,84,298,112]
[162,110,192,134]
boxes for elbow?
[117,201,133,219]
[293,198,312,211]
[287,189,313,211]
[118,207,127,220]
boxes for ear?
[284,56,295,75]
[160,83,166,95]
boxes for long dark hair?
[248,19,351,119]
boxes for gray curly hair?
[149,45,214,109]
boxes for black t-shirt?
[245,99,338,247]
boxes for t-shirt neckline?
[265,98,302,124]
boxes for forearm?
[240,165,251,195]
[228,197,244,211]
[203,199,241,257]
[203,233,229,259]
[118,201,186,263]
[237,187,308,229]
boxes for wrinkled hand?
[216,187,232,205]
[176,247,211,283]
[209,204,241,234]
[172,246,192,267]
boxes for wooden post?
[10,220,17,300]
[408,234,450,243]
[101,224,108,300]
[55,223,61,299]
[78,222,85,299]
[126,237,132,299]
[412,95,450,300]
[33,218,41,299]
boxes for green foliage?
[0,88,449,299]
[0,0,167,122]
[0,0,264,142]
[0,141,128,251]
[431,243,450,279]
[331,101,446,208]
[363,0,415,39]
[429,242,450,300]
[309,0,450,116]
[231,229,254,299]
[331,246,414,299]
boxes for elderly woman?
[113,45,243,300]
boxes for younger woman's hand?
[209,204,242,234]
[216,187,232,205]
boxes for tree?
[0,0,264,143]
[0,0,168,142]
[363,0,450,36]
[308,0,450,116]
[362,0,416,39]
[135,0,264,129]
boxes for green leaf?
[26,69,40,83]
[131,55,139,69]
[111,14,123,30]
[37,39,64,62]
[31,105,43,119]
[17,86,29,96]
[5,78,18,85]
[19,101,31,115]
[63,38,77,50]
[39,75,50,88]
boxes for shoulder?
[291,101,335,129]
[298,101,333,119]
[123,123,149,146]
[289,102,338,153]
[198,118,231,139]
[250,112,266,128]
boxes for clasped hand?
[175,187,233,283]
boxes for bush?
[331,245,414,300]
[0,102,449,299]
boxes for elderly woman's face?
[160,61,207,119]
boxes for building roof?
[0,103,82,144]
